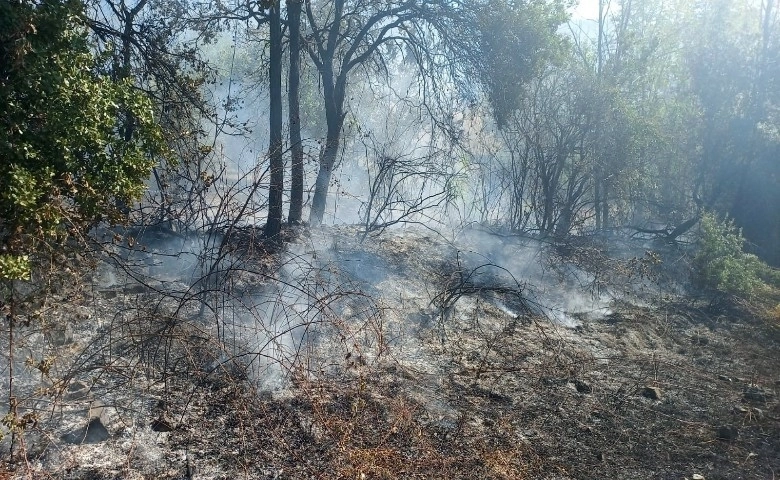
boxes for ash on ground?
[2,226,778,479]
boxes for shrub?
[694,213,766,298]
[0,0,165,280]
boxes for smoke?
[202,36,461,229]
[89,213,620,399]
[452,229,612,327]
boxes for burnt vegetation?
[2,0,780,479]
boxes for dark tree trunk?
[116,1,147,215]
[594,0,604,232]
[265,2,284,239]
[309,125,341,226]
[287,0,304,224]
[308,65,345,226]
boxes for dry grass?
[3,230,779,479]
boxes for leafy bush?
[0,0,166,279]
[694,213,767,298]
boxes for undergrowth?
[694,213,780,319]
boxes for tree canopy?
[3,0,779,265]
[0,0,165,279]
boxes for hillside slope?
[2,226,779,479]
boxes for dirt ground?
[2,227,779,479]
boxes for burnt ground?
[2,227,779,479]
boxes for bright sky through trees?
[572,0,600,20]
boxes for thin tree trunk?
[594,0,605,231]
[287,0,304,224]
[265,2,284,239]
[595,175,602,230]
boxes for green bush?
[0,0,166,279]
[694,213,768,298]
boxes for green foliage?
[474,0,569,128]
[0,254,31,280]
[694,214,766,298]
[0,0,165,271]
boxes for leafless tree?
[357,131,458,239]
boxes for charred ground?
[1,226,779,479]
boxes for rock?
[716,425,739,441]
[743,384,769,402]
[151,415,176,432]
[574,379,592,394]
[122,283,150,295]
[88,400,105,420]
[100,289,118,299]
[717,374,732,382]
[76,306,92,320]
[62,417,110,444]
[641,386,662,400]
[692,474,705,480]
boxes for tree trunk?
[594,0,604,232]
[309,128,341,226]
[601,182,609,229]
[594,174,602,230]
[308,66,345,226]
[287,0,304,224]
[265,2,284,239]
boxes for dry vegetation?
[1,227,779,479]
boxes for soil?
[2,226,778,479]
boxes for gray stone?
[641,386,662,400]
[64,381,91,401]
[690,334,708,345]
[100,289,118,299]
[743,384,769,402]
[716,425,739,441]
[574,379,592,394]
[62,417,110,444]
[47,323,74,346]
[151,415,176,432]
